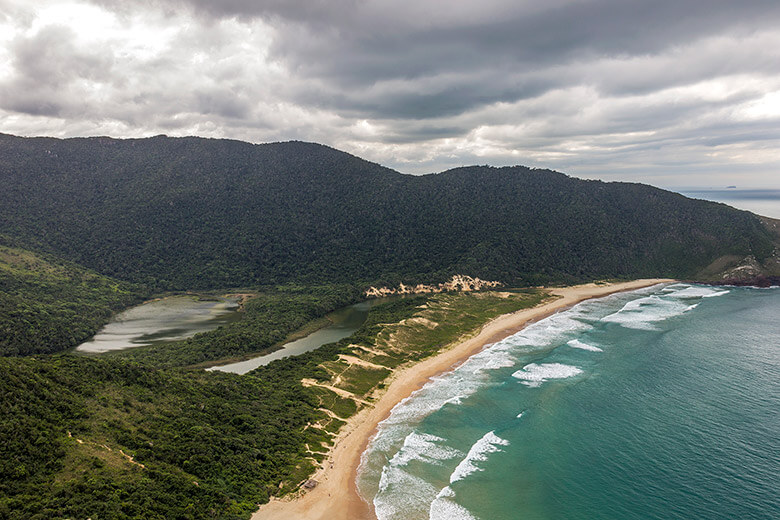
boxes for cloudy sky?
[2,0,780,189]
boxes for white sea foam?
[467,347,517,370]
[661,283,691,292]
[668,286,730,299]
[505,311,592,348]
[444,395,466,406]
[390,431,462,467]
[429,486,478,520]
[512,362,583,387]
[370,341,521,452]
[449,431,509,484]
[567,339,603,352]
[600,295,695,330]
[374,466,439,520]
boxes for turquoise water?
[357,283,780,520]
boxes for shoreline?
[251,279,674,520]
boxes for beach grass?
[300,289,550,458]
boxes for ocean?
[356,283,780,520]
[679,189,780,219]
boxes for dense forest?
[0,355,327,519]
[0,236,146,356]
[1,133,775,291]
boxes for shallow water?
[209,298,389,374]
[76,295,240,353]
[358,283,780,520]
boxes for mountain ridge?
[0,133,775,290]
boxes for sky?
[1,0,780,189]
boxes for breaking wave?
[567,339,603,352]
[429,486,478,520]
[512,363,584,387]
[449,430,510,484]
[390,431,462,467]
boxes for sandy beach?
[252,279,673,520]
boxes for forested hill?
[0,133,774,289]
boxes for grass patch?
[335,365,391,396]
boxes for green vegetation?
[1,134,774,291]
[0,238,146,356]
[0,355,328,520]
[106,284,361,368]
[250,290,548,419]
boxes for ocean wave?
[374,466,439,520]
[390,431,462,467]
[429,486,478,520]
[444,394,466,406]
[367,297,613,454]
[661,283,691,292]
[467,347,517,370]
[567,339,603,352]
[449,430,509,484]
[387,295,616,413]
[504,311,592,348]
[600,295,696,330]
[667,286,730,299]
[512,362,583,387]
[364,284,681,517]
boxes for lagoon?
[209,298,388,374]
[76,295,241,353]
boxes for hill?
[0,236,145,356]
[1,133,775,290]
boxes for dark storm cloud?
[164,0,780,134]
[161,1,780,80]
[2,0,780,187]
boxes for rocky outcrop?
[720,255,763,280]
[365,275,502,297]
[712,253,780,287]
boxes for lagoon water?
[76,295,241,353]
[357,283,780,520]
[210,298,388,374]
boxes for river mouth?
[75,295,241,353]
